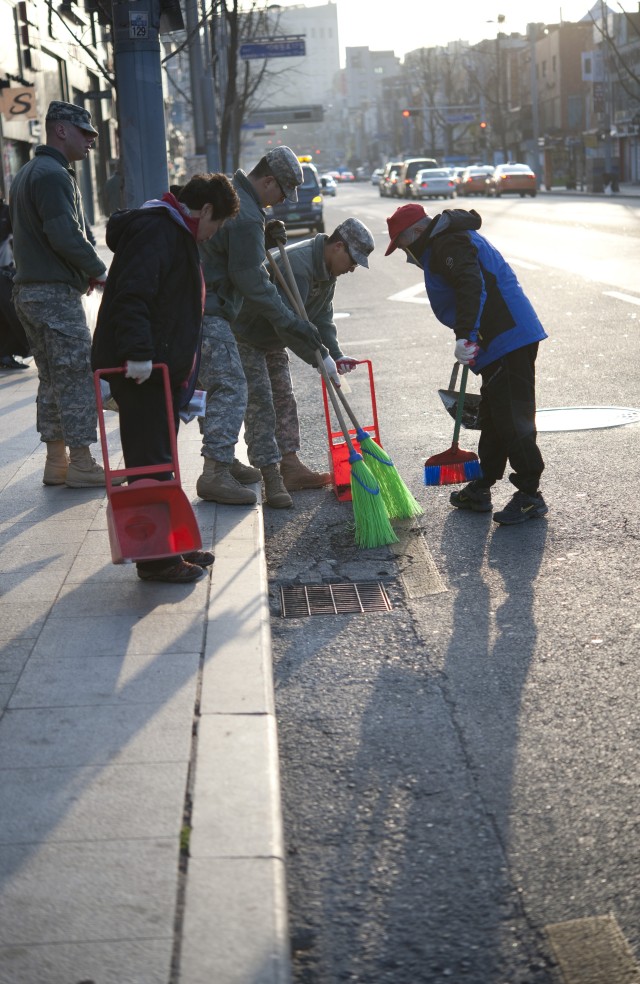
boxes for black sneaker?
[449,480,493,512]
[493,491,548,525]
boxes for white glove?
[322,354,341,387]
[125,359,153,384]
[336,357,358,374]
[454,339,480,366]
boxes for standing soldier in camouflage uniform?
[196,146,324,507]
[9,100,112,488]
[234,218,375,508]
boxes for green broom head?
[348,449,398,549]
[357,428,423,520]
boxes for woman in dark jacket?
[92,173,239,583]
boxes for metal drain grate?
[280,582,392,618]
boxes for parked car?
[486,162,537,197]
[319,173,337,197]
[457,164,495,196]
[264,161,324,233]
[379,160,403,197]
[412,168,457,200]
[397,157,439,198]
[371,167,384,185]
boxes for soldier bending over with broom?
[232,217,375,508]
[385,203,548,526]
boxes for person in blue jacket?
[385,202,548,525]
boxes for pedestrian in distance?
[385,202,548,525]
[0,196,31,372]
[195,146,325,508]
[9,100,111,487]
[233,217,375,508]
[91,172,240,584]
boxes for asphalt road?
[265,186,640,984]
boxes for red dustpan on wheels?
[94,364,202,564]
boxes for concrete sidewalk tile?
[0,487,106,524]
[0,938,173,984]
[31,612,205,658]
[189,714,285,860]
[0,839,178,946]
[53,577,210,616]
[0,640,35,685]
[0,571,67,605]
[0,605,48,641]
[215,502,263,543]
[200,601,273,714]
[0,761,188,843]
[0,688,197,768]
[0,519,89,546]
[180,856,291,984]
[8,651,200,708]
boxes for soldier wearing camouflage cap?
[10,99,113,488]
[232,217,375,506]
[196,146,320,508]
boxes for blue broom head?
[349,455,399,549]
[424,458,483,486]
[359,434,423,520]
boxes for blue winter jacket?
[410,208,547,372]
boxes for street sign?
[445,113,476,123]
[240,39,305,60]
[241,122,266,129]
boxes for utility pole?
[528,22,541,186]
[200,0,221,171]
[184,0,206,158]
[112,0,183,207]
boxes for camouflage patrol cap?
[46,100,98,136]
[334,218,375,268]
[265,146,303,203]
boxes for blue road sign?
[240,39,305,60]
[445,113,476,123]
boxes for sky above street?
[273,0,638,63]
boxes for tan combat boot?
[43,440,69,486]
[261,464,293,509]
[65,447,111,488]
[230,457,261,484]
[196,459,257,505]
[280,452,331,491]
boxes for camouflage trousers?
[12,283,97,447]
[198,315,247,464]
[236,341,300,468]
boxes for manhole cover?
[280,582,392,618]
[536,406,640,432]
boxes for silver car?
[412,168,456,200]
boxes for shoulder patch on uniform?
[445,255,454,269]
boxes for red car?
[486,163,537,197]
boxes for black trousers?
[108,373,183,574]
[477,342,544,496]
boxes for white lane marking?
[603,290,640,306]
[388,283,428,304]
[506,257,541,270]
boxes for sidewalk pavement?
[542,180,640,198]
[0,362,291,983]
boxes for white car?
[370,168,384,185]
[320,173,337,197]
[412,168,456,200]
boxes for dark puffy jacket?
[412,208,547,372]
[92,205,203,389]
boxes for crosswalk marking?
[546,915,640,984]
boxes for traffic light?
[479,120,487,130]
[402,109,411,118]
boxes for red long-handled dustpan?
[94,364,202,564]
